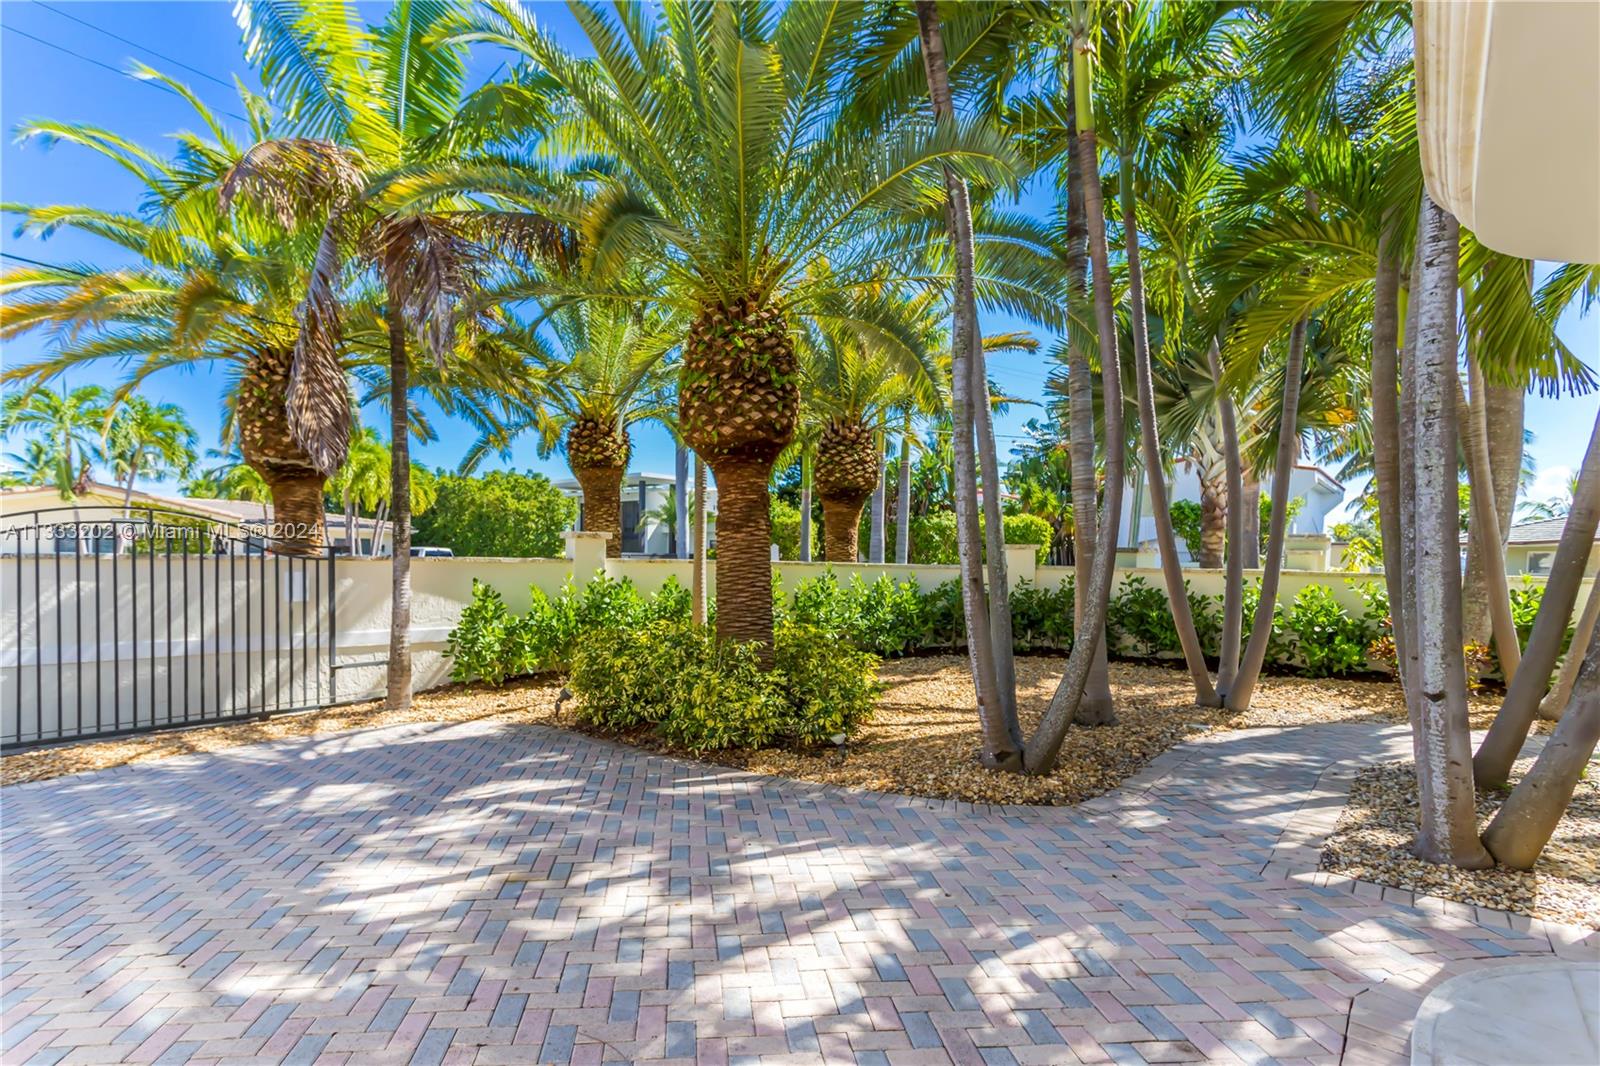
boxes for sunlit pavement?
[2,717,1594,1065]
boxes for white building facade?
[1117,463,1345,565]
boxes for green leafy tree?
[413,472,577,559]
[1,384,109,498]
[105,396,198,511]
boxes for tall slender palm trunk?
[1455,358,1519,679]
[1120,149,1217,707]
[1368,233,1408,695]
[895,421,912,565]
[1024,23,1126,770]
[1225,318,1305,711]
[674,443,689,559]
[799,453,813,563]
[1482,620,1600,869]
[692,455,708,626]
[1408,195,1490,869]
[1476,411,1600,785]
[869,436,887,564]
[385,301,412,712]
[915,0,1019,769]
[1542,578,1600,720]
[1209,340,1246,696]
[1063,64,1114,725]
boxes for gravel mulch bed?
[1321,759,1600,929]
[3,655,1497,798]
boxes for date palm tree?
[490,297,678,558]
[452,1,1019,653]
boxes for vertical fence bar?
[165,534,173,727]
[15,531,23,744]
[182,535,190,723]
[274,551,283,713]
[243,542,251,717]
[259,547,267,714]
[74,536,82,738]
[94,527,102,736]
[53,539,61,740]
[36,531,44,743]
[147,512,156,730]
[114,522,122,732]
[214,542,222,720]
[326,548,336,706]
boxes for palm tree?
[0,384,109,498]
[221,0,561,707]
[329,429,390,554]
[184,446,272,518]
[493,298,677,559]
[455,1,1018,654]
[105,396,198,512]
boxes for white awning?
[1415,0,1600,262]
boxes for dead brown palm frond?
[373,213,480,369]
[285,210,355,478]
[457,210,578,271]
[218,138,364,228]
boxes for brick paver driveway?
[3,718,1595,1065]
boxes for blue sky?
[2,1,1594,520]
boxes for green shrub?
[1283,584,1378,677]
[446,581,515,684]
[1001,513,1055,565]
[414,471,576,558]
[1009,579,1074,652]
[568,621,878,754]
[1169,500,1204,562]
[1108,576,1180,657]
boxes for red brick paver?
[2,719,1594,1064]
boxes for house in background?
[552,471,718,557]
[1489,518,1600,580]
[0,482,385,555]
[1118,463,1345,565]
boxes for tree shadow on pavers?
[1,719,1570,1065]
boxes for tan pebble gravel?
[1321,758,1600,930]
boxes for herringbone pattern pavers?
[2,718,1594,1065]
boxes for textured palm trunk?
[1119,151,1217,706]
[679,296,797,653]
[1455,360,1519,680]
[1241,471,1261,569]
[384,301,412,712]
[869,435,887,564]
[821,495,867,562]
[971,333,1019,727]
[1407,196,1490,869]
[692,454,708,626]
[916,0,1019,768]
[1025,33,1126,770]
[1209,340,1246,696]
[1482,620,1600,869]
[713,457,777,651]
[1368,235,1408,696]
[1062,65,1114,726]
[1542,578,1600,720]
[895,424,912,565]
[261,471,328,554]
[573,463,625,560]
[1476,410,1600,785]
[237,345,327,556]
[1197,469,1226,569]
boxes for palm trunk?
[122,470,136,517]
[895,421,912,565]
[1476,410,1600,785]
[1225,320,1306,711]
[1542,578,1600,720]
[1210,340,1246,696]
[915,0,1018,769]
[1240,472,1261,569]
[799,452,813,563]
[674,442,689,560]
[1120,149,1217,707]
[692,454,708,626]
[1481,619,1600,869]
[869,434,887,564]
[712,456,776,655]
[1456,359,1519,680]
[1025,24,1126,769]
[972,336,1019,728]
[1197,466,1226,569]
[384,300,412,712]
[573,463,625,561]
[1463,378,1525,637]
[820,493,869,563]
[1369,233,1408,696]
[343,490,355,555]
[262,471,328,555]
[1408,195,1490,868]
[369,501,388,558]
[1063,68,1114,726]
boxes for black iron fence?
[2,507,335,748]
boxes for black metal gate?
[2,507,334,749]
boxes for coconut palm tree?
[0,384,109,498]
[451,1,1019,654]
[105,396,199,512]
